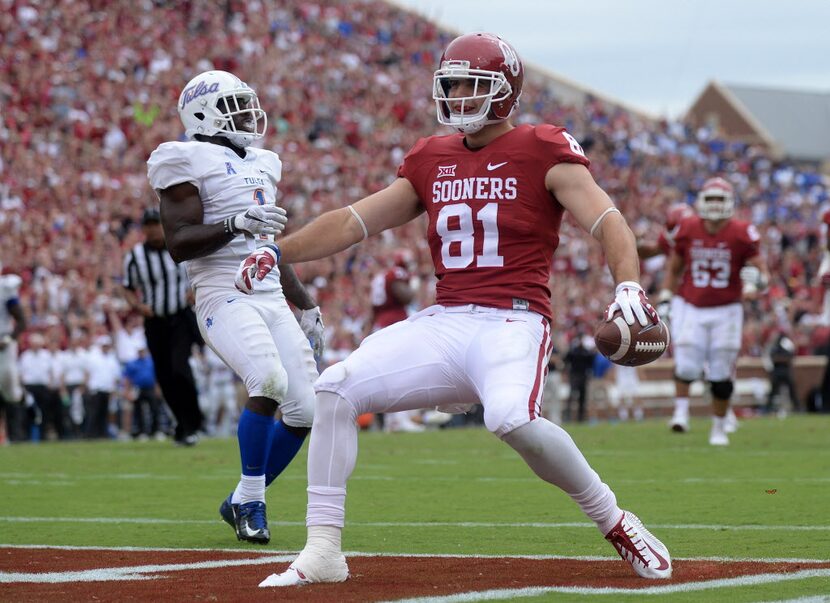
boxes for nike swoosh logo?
[226,299,236,304]
[487,161,508,171]
[505,319,524,323]
[645,543,671,570]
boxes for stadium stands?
[2,0,828,413]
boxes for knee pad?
[673,373,695,385]
[709,380,734,401]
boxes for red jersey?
[370,266,410,329]
[656,226,679,256]
[674,215,760,307]
[397,124,589,320]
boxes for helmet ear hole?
[193,112,205,121]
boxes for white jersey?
[0,274,22,337]
[147,140,283,293]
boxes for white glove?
[605,281,658,326]
[656,288,673,323]
[224,205,287,237]
[300,306,325,360]
[234,245,280,294]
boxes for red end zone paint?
[1,548,828,602]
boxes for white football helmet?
[695,177,735,220]
[178,70,266,148]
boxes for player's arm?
[546,162,639,284]
[660,251,684,294]
[546,162,656,326]
[158,183,236,263]
[8,301,25,340]
[636,241,662,260]
[278,265,316,311]
[281,177,422,263]
[158,182,288,263]
[234,177,422,294]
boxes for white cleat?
[605,511,672,579]
[259,550,349,587]
[669,411,689,433]
[709,424,729,446]
[723,409,738,434]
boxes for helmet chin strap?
[454,116,508,134]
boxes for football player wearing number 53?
[245,33,672,587]
[147,70,324,546]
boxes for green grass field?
[2,414,829,601]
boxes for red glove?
[234,244,281,294]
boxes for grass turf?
[1,414,828,600]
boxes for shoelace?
[611,519,655,568]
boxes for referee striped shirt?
[122,243,190,317]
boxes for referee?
[122,208,204,446]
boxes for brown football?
[594,311,670,367]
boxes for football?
[594,311,670,366]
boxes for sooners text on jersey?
[674,215,760,307]
[397,124,589,320]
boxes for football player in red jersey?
[638,203,694,260]
[661,178,769,445]
[370,249,415,331]
[369,249,424,432]
[243,33,672,586]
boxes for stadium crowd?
[1,0,829,440]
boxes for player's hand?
[300,306,325,360]
[226,205,288,236]
[605,281,658,327]
[234,244,281,294]
[740,265,768,296]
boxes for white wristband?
[347,205,369,241]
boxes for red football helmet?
[695,177,735,220]
[665,203,694,230]
[433,32,524,133]
[392,248,414,270]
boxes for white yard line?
[2,516,829,531]
[1,544,828,564]
[1,546,827,592]
[381,569,830,602]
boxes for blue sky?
[395,0,830,118]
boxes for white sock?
[237,474,265,505]
[306,392,359,528]
[571,476,623,536]
[675,397,689,415]
[712,415,726,430]
[503,418,622,533]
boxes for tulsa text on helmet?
[431,177,518,203]
[180,80,220,109]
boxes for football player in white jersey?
[147,70,324,544]
[0,263,27,443]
